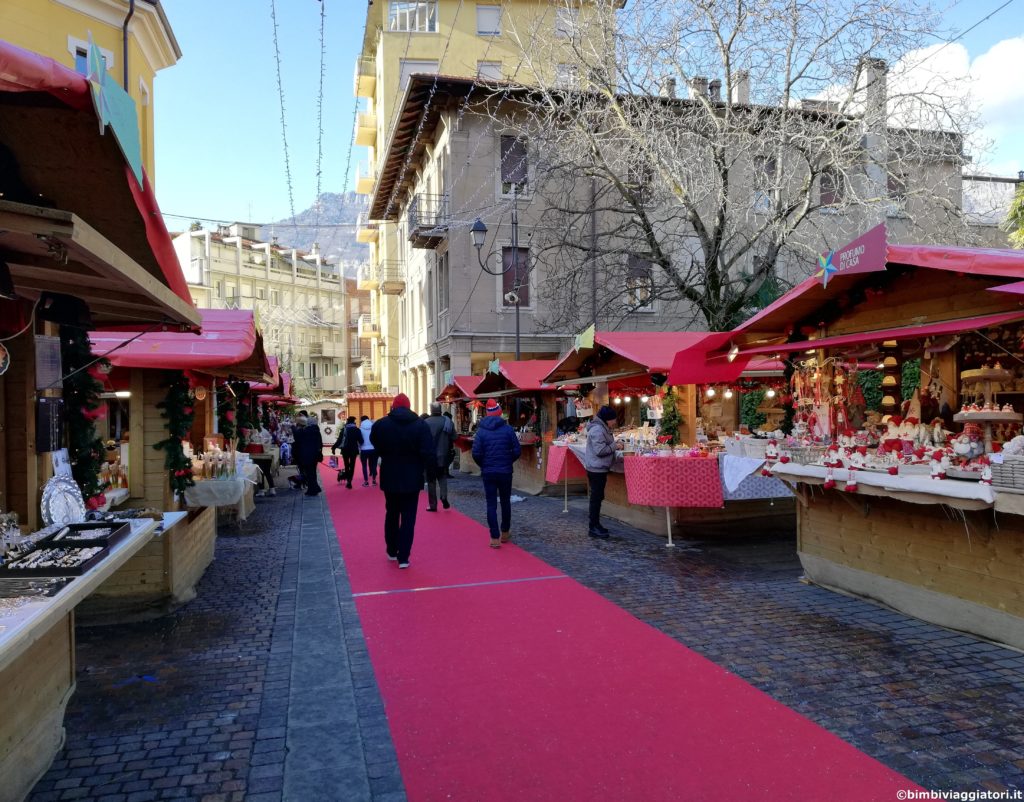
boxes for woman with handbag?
[332,416,363,489]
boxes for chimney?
[859,56,888,132]
[708,79,722,102]
[732,70,750,104]
[858,56,889,218]
[688,76,709,100]
[658,77,677,99]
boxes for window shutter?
[476,4,501,35]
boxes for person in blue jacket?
[471,401,522,548]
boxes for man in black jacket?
[292,412,324,496]
[369,394,434,568]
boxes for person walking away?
[471,401,521,548]
[332,416,363,488]
[370,394,434,568]
[284,415,304,490]
[583,406,622,538]
[293,411,324,496]
[442,411,457,476]
[424,403,455,510]
[358,415,378,486]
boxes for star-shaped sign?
[816,250,837,287]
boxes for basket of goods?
[742,438,769,459]
[990,455,1024,489]
[788,445,826,465]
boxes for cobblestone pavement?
[447,473,1024,794]
[29,488,404,802]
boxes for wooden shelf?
[962,368,1013,384]
[953,412,1023,423]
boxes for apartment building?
[174,224,373,399]
[0,0,180,181]
[353,0,610,397]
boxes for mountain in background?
[260,192,368,273]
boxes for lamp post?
[471,186,522,360]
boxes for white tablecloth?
[772,463,998,504]
[184,463,261,520]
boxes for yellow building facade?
[0,0,181,181]
[355,0,604,397]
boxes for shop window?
[501,247,530,308]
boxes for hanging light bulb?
[706,387,716,398]
[624,395,632,402]
[613,397,622,405]
[724,388,734,399]
[876,361,885,370]
[766,388,777,398]
[640,395,650,403]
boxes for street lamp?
[471,187,524,360]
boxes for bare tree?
[476,0,978,332]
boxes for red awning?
[475,360,564,395]
[249,356,281,393]
[0,40,194,313]
[737,310,1024,356]
[545,331,720,383]
[90,309,269,381]
[437,375,484,402]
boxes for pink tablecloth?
[624,455,724,508]
[546,445,588,483]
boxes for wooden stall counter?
[773,464,1024,651]
[0,519,159,801]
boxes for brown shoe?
[500,530,511,543]
[490,538,501,549]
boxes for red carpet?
[322,467,920,801]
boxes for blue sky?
[153,1,1023,229]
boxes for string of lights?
[268,0,296,224]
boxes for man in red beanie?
[368,393,434,568]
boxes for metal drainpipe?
[122,0,136,91]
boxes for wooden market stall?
[471,360,567,494]
[0,40,202,799]
[543,332,794,538]
[708,224,1024,650]
[82,309,271,619]
[437,375,484,474]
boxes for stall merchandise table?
[719,454,792,501]
[184,462,261,522]
[625,455,722,546]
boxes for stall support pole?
[563,467,569,513]
[665,507,675,548]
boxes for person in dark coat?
[583,405,622,538]
[332,416,363,489]
[369,394,434,568]
[292,411,324,496]
[471,401,522,548]
[424,402,455,511]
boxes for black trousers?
[384,491,420,562]
[341,452,358,486]
[301,462,321,495]
[586,470,608,528]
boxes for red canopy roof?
[90,309,269,381]
[475,360,564,395]
[738,310,1024,356]
[0,41,194,313]
[249,356,281,393]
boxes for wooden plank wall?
[168,507,217,604]
[0,613,74,802]
[139,370,174,511]
[801,491,1024,618]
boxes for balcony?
[350,346,367,367]
[377,261,405,295]
[407,194,449,249]
[357,313,380,339]
[355,161,375,195]
[308,341,343,358]
[357,264,379,291]
[354,57,376,98]
[355,111,377,147]
[355,212,379,244]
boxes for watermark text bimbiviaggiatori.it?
[897,791,1023,801]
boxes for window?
[753,155,776,212]
[820,167,845,207]
[888,170,908,216]
[501,247,530,308]
[500,136,528,195]
[271,290,280,305]
[427,268,435,321]
[437,252,450,312]
[477,61,502,81]
[68,37,111,75]
[297,362,305,378]
[476,4,502,35]
[399,59,439,91]
[215,281,224,299]
[555,7,579,39]
[74,48,88,75]
[389,1,437,32]
[555,63,580,88]
[626,256,655,312]
[257,287,266,300]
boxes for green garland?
[217,387,236,443]
[659,386,684,446]
[60,326,108,506]
[230,381,256,448]
[153,371,195,497]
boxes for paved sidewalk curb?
[247,493,406,802]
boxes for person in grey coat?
[582,405,622,538]
[424,402,455,511]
